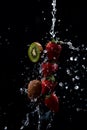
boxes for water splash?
[50,0,57,38]
[19,0,87,130]
[55,39,80,51]
[20,113,29,130]
[37,105,41,130]
[48,0,80,52]
[19,42,87,129]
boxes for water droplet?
[66,28,68,32]
[8,27,11,30]
[44,17,46,20]
[70,57,73,61]
[74,57,78,61]
[74,85,79,90]
[58,19,61,22]
[4,126,7,130]
[20,88,24,94]
[65,82,67,85]
[65,86,68,89]
[76,108,80,112]
[82,65,85,69]
[66,69,71,75]
[25,67,29,70]
[43,50,47,53]
[85,47,87,50]
[74,70,79,73]
[20,126,24,130]
[47,123,52,129]
[42,11,44,14]
[24,89,28,94]
[82,44,84,47]
[43,57,48,62]
[41,55,44,59]
[21,73,24,76]
[59,82,64,87]
[75,75,80,80]
[63,95,66,99]
[83,57,86,60]
[81,88,84,91]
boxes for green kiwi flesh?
[28,42,40,63]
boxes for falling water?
[50,0,57,38]
[49,0,79,51]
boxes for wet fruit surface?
[41,62,58,77]
[46,41,62,61]
[41,80,57,95]
[44,93,59,112]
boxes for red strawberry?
[41,62,58,77]
[46,41,62,61]
[41,80,57,95]
[52,63,58,72]
[41,62,52,77]
[44,93,59,112]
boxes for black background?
[0,0,87,130]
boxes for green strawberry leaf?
[51,38,56,43]
[47,75,55,82]
[45,94,51,98]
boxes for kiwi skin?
[27,79,42,99]
[28,42,43,63]
[34,42,43,53]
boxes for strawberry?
[52,63,58,72]
[44,93,59,112]
[41,62,58,77]
[41,62,52,77]
[41,80,57,95]
[46,41,62,61]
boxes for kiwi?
[28,42,43,63]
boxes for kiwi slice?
[28,42,41,63]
